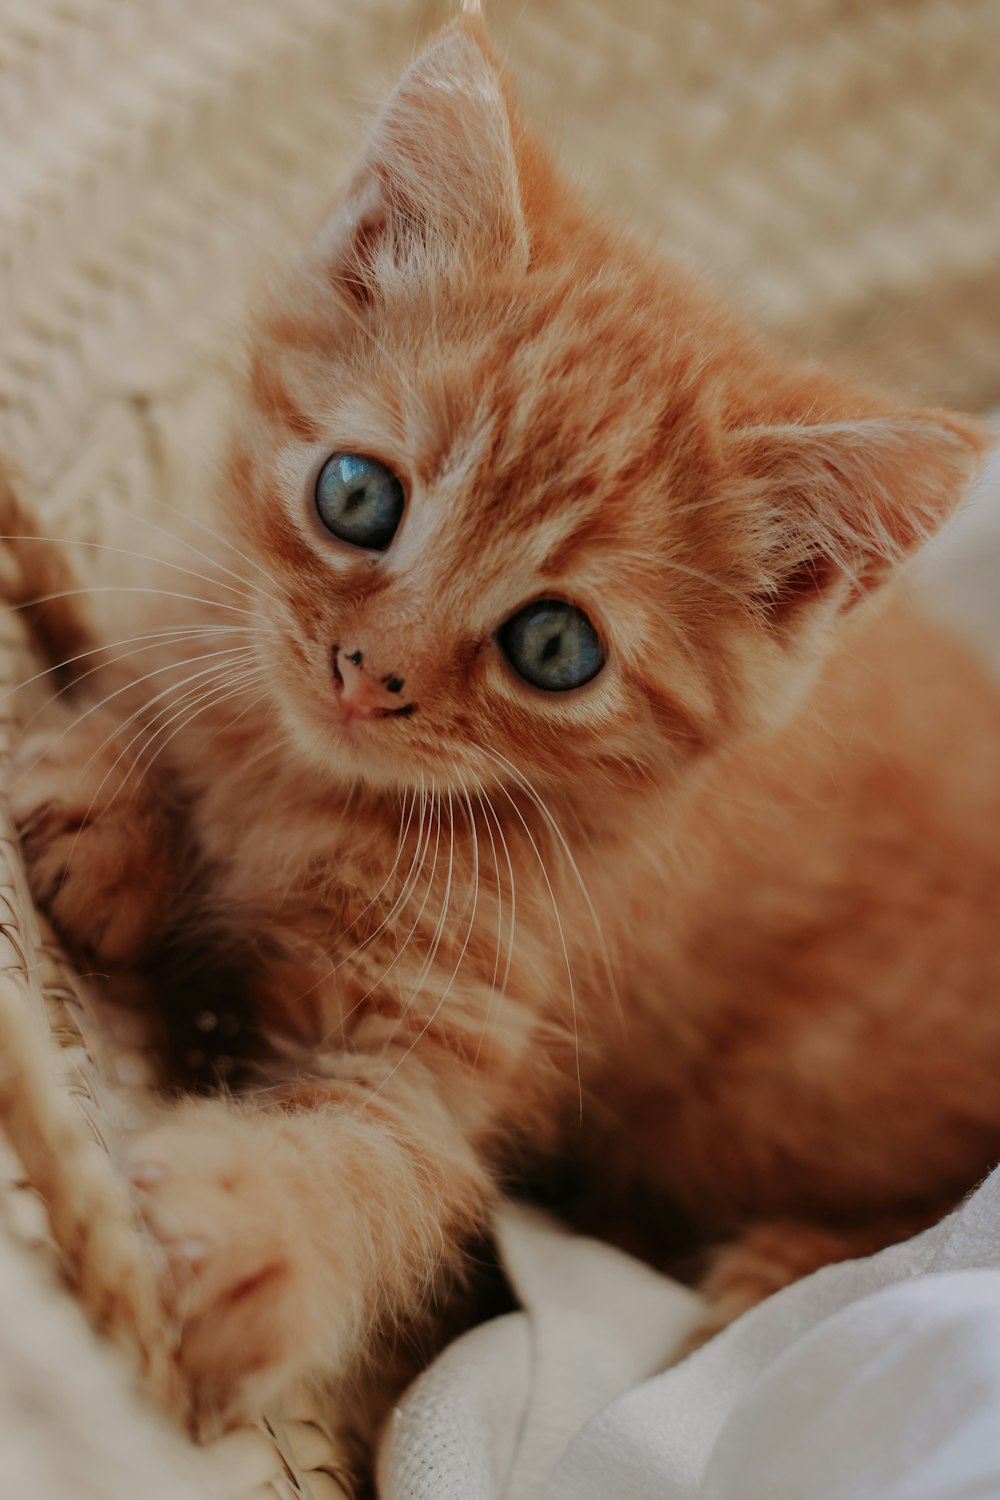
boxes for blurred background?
[1,0,998,527]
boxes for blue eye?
[315,453,405,551]
[498,599,605,692]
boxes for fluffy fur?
[8,15,1000,1427]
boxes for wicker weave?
[0,0,997,1494]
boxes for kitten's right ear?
[319,18,528,303]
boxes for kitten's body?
[166,585,1000,1235]
[8,14,1000,1428]
[597,596,1000,1223]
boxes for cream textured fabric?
[0,1,998,1496]
[376,1175,1000,1500]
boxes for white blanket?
[379,438,1000,1500]
[379,1171,1000,1500]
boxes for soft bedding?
[379,1150,1000,1500]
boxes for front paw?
[129,1101,352,1425]
[11,708,177,964]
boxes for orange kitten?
[10,15,1000,1427]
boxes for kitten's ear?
[733,411,990,626]
[321,18,528,301]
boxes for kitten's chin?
[274,687,420,794]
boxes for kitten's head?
[225,15,987,803]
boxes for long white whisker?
[7,623,255,702]
[476,780,515,1002]
[11,645,256,782]
[286,787,420,1018]
[488,770,583,1121]
[484,745,621,1021]
[353,779,432,954]
[434,785,481,1008]
[102,480,283,591]
[365,784,442,1020]
[204,684,275,752]
[51,652,256,883]
[471,777,515,1069]
[130,665,266,791]
[404,789,456,1009]
[126,660,264,790]
[372,786,482,1099]
[322,777,435,1043]
[325,789,418,969]
[74,652,257,801]
[0,534,251,599]
[14,585,259,617]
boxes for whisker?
[11,628,263,748]
[102,480,285,592]
[7,622,255,702]
[403,790,456,1010]
[286,787,420,1016]
[471,778,515,1068]
[321,777,436,1042]
[129,664,267,792]
[487,768,583,1121]
[471,781,504,999]
[14,584,260,617]
[370,786,482,1102]
[125,660,265,792]
[476,778,517,1000]
[51,653,256,887]
[483,745,621,1022]
[72,653,257,804]
[362,783,442,1021]
[323,790,418,970]
[11,645,257,783]
[0,534,252,600]
[431,785,481,1009]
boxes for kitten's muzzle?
[332,645,415,722]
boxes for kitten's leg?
[11,701,182,964]
[126,1023,525,1424]
[0,470,95,680]
[689,1212,937,1347]
[2,476,183,963]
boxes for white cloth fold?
[379,1169,1000,1499]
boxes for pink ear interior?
[320,21,528,306]
[734,413,989,624]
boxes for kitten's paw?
[129,1102,347,1425]
[11,709,177,964]
[684,1220,867,1353]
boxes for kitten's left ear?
[733,409,991,626]
[320,16,528,301]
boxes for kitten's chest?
[187,764,627,1049]
[194,777,372,930]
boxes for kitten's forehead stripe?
[249,351,322,444]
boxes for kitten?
[9,12,1000,1426]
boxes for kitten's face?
[223,18,982,803]
[231,269,733,797]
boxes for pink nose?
[332,647,408,722]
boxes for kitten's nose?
[332,647,409,722]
